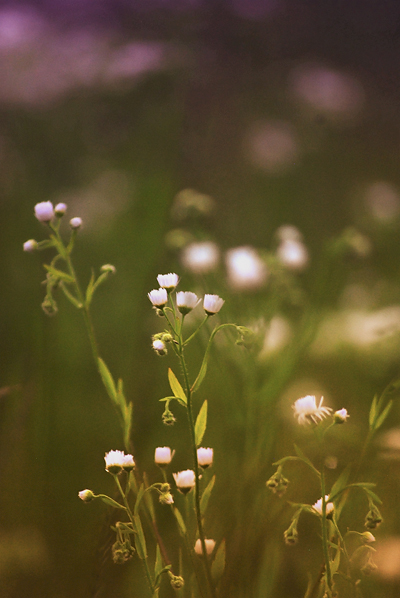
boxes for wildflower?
[34,201,54,222]
[23,239,38,252]
[181,241,220,274]
[148,288,168,308]
[176,291,199,315]
[312,495,334,517]
[173,470,196,494]
[197,447,213,469]
[54,203,67,217]
[70,217,82,229]
[159,491,174,505]
[277,239,309,271]
[194,538,216,556]
[203,294,224,316]
[104,450,126,475]
[266,466,289,497]
[169,572,184,589]
[225,246,268,291]
[365,503,383,529]
[292,395,332,425]
[112,540,135,564]
[284,521,299,545]
[362,532,376,544]
[122,453,135,472]
[334,408,349,424]
[157,273,179,292]
[78,489,95,503]
[155,446,174,467]
[101,264,116,274]
[152,338,167,356]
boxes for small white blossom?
[148,288,168,308]
[181,241,220,274]
[334,408,349,424]
[70,217,82,229]
[176,291,199,315]
[34,201,54,222]
[312,495,334,516]
[23,239,38,252]
[78,489,95,502]
[155,446,174,466]
[194,538,216,556]
[292,395,332,425]
[173,469,196,494]
[104,450,126,474]
[157,273,179,291]
[122,453,135,471]
[197,447,213,468]
[203,294,224,316]
[277,239,309,271]
[152,339,167,356]
[54,202,67,216]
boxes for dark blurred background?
[2,0,400,596]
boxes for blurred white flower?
[259,316,291,357]
[312,495,334,516]
[275,225,303,242]
[197,447,213,468]
[225,246,268,291]
[152,339,167,356]
[104,450,126,474]
[245,119,299,173]
[203,294,224,316]
[69,217,82,230]
[173,470,196,494]
[54,203,67,217]
[157,273,179,292]
[176,291,199,315]
[292,395,332,425]
[277,239,309,271]
[194,538,216,555]
[181,241,220,274]
[374,537,400,580]
[334,408,349,424]
[364,181,400,223]
[148,288,168,308]
[155,446,174,466]
[34,201,54,222]
[23,239,38,252]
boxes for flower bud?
[169,572,184,589]
[23,239,38,252]
[152,338,167,356]
[283,522,298,545]
[197,447,213,469]
[266,466,289,497]
[365,504,383,529]
[112,540,135,564]
[159,491,174,505]
[78,489,95,503]
[194,538,216,555]
[54,203,67,217]
[334,408,349,424]
[70,217,82,229]
[173,470,196,494]
[122,453,135,472]
[100,264,116,274]
[155,446,174,466]
[34,201,54,223]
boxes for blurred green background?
[2,1,400,596]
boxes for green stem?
[320,471,332,594]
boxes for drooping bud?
[78,489,95,503]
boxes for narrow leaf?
[200,474,215,516]
[195,400,208,447]
[43,264,75,283]
[168,369,187,405]
[97,494,127,510]
[330,544,341,577]
[133,515,147,559]
[329,465,351,501]
[173,507,187,536]
[369,395,377,427]
[374,400,393,430]
[98,358,117,403]
[154,544,163,580]
[191,360,208,393]
[134,483,146,516]
[211,540,226,582]
[85,270,95,306]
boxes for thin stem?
[320,471,333,594]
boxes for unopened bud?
[78,489,95,503]
[70,217,82,230]
[54,203,67,217]
[23,239,38,252]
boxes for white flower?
[277,239,309,271]
[292,395,332,425]
[334,408,349,424]
[312,495,334,517]
[157,273,179,292]
[23,239,38,252]
[173,469,196,494]
[152,339,167,356]
[104,450,126,474]
[225,246,268,291]
[34,201,54,222]
[122,453,135,471]
[159,492,174,505]
[148,288,168,308]
[78,489,95,502]
[203,294,224,316]
[197,447,213,468]
[181,241,220,274]
[54,202,67,216]
[70,217,82,229]
[176,291,199,315]
[194,538,216,556]
[155,446,174,466]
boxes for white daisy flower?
[292,395,332,425]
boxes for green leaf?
[154,544,163,580]
[43,264,75,283]
[134,483,146,516]
[329,465,351,501]
[195,400,208,447]
[168,369,187,405]
[98,358,117,404]
[85,270,95,306]
[123,402,133,452]
[211,540,225,582]
[133,514,147,559]
[173,507,187,537]
[191,360,208,393]
[293,444,321,478]
[330,544,341,577]
[374,400,393,430]
[97,494,127,510]
[200,474,215,516]
[369,395,378,427]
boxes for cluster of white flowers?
[104,449,135,475]
[292,395,349,427]
[23,201,84,252]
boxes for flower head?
[23,239,38,252]
[78,489,95,503]
[277,239,309,271]
[122,453,135,472]
[292,395,332,425]
[312,495,334,517]
[54,203,67,217]
[225,246,268,291]
[155,446,174,466]
[70,217,82,229]
[34,201,54,223]
[148,288,168,308]
[173,469,196,494]
[181,241,220,274]
[157,273,179,292]
[334,408,349,424]
[203,294,224,316]
[152,338,167,356]
[104,450,126,475]
[194,538,216,556]
[176,291,199,315]
[197,447,213,468]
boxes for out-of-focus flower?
[365,181,400,223]
[292,395,332,425]
[152,338,167,356]
[172,188,216,220]
[245,120,299,173]
[157,273,179,292]
[148,288,168,308]
[104,450,126,475]
[69,217,82,229]
[155,446,174,466]
[100,264,116,274]
[203,294,224,316]
[78,489,94,503]
[54,203,67,217]
[225,246,268,291]
[173,470,196,494]
[176,291,199,315]
[194,538,216,556]
[334,408,349,424]
[312,495,334,516]
[23,239,38,252]
[181,241,220,274]
[275,225,303,242]
[259,316,291,357]
[197,447,213,468]
[277,239,309,271]
[34,201,54,222]
[374,537,400,580]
